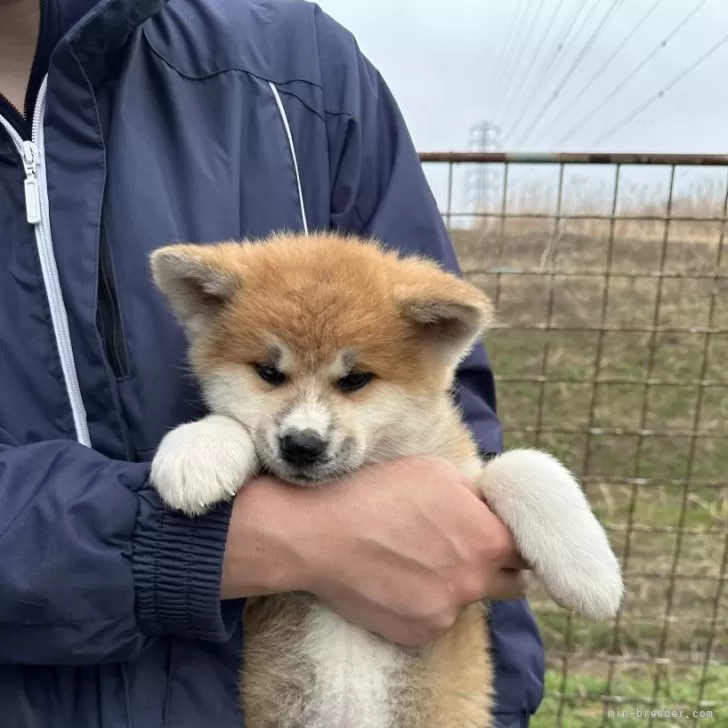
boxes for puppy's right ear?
[394,266,494,371]
[150,244,241,338]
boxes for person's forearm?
[221,476,316,599]
[221,458,527,647]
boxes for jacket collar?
[61,0,167,52]
[26,0,166,110]
[35,0,167,71]
[41,0,166,46]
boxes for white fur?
[282,398,331,438]
[150,414,258,516]
[301,603,403,728]
[267,336,298,375]
[477,449,623,618]
[201,367,262,424]
[325,352,352,380]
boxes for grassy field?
[533,667,728,727]
[450,218,728,726]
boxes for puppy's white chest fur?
[301,604,404,728]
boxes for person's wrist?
[220,476,320,600]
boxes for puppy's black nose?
[279,430,327,467]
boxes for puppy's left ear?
[150,243,242,339]
[395,266,494,367]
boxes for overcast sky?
[315,0,728,155]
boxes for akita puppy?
[149,232,622,728]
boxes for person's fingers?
[503,551,531,571]
[475,499,531,572]
[487,568,529,602]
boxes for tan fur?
[403,603,493,728]
[241,593,318,726]
[151,232,495,726]
[156,233,492,389]
[150,232,623,727]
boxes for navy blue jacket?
[0,0,545,725]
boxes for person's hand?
[221,455,528,647]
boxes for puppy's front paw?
[150,414,258,516]
[477,449,623,619]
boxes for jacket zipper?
[0,77,91,447]
[98,222,130,378]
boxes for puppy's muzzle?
[278,429,328,467]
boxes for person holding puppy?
[0,0,544,726]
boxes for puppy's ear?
[150,244,242,338]
[395,266,493,368]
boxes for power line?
[497,0,550,124]
[498,0,569,129]
[505,0,603,142]
[554,0,710,148]
[512,0,627,148]
[540,0,667,147]
[493,0,529,117]
[591,29,728,147]
[510,0,627,149]
[502,0,594,135]
[490,0,524,109]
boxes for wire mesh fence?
[420,152,728,727]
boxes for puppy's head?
[150,233,493,485]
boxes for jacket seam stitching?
[142,31,357,120]
[142,32,319,88]
[269,86,326,126]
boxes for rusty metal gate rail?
[419,151,728,727]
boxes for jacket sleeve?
[0,434,240,665]
[313,6,545,720]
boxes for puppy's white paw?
[150,414,258,516]
[477,449,623,619]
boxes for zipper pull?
[21,140,41,225]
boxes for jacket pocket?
[97,218,131,378]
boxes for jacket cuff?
[132,485,243,642]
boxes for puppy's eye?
[254,363,286,386]
[337,371,374,393]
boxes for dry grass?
[451,215,728,726]
[457,169,728,245]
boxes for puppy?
[149,232,623,728]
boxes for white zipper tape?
[0,78,91,447]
